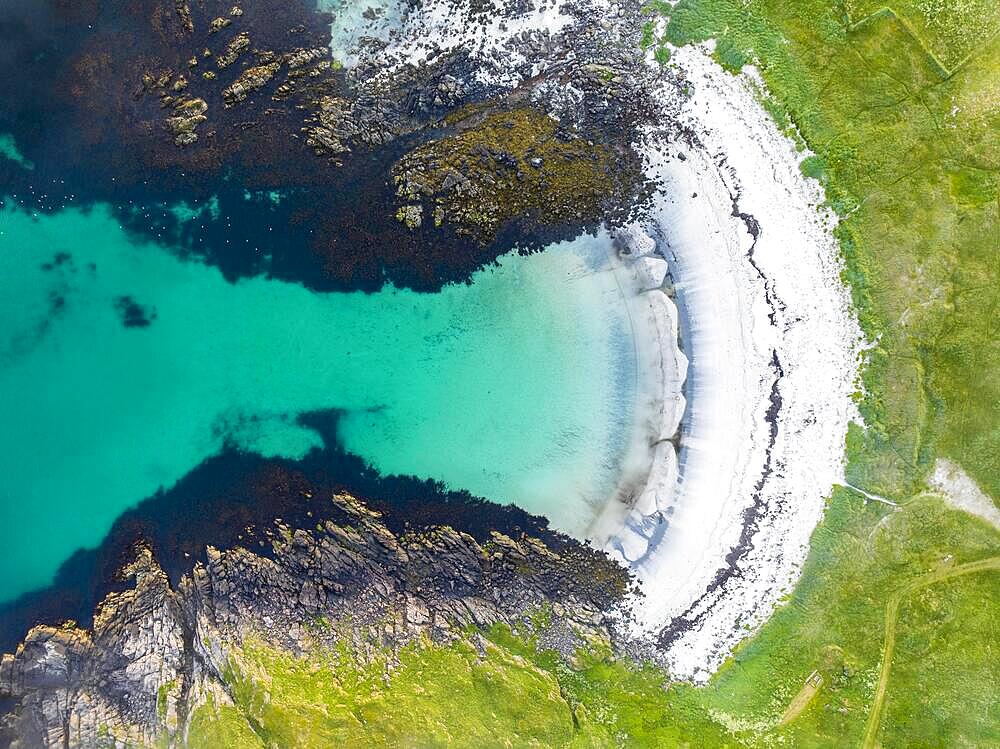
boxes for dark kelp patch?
[0,0,478,292]
[114,295,157,327]
[0,0,657,293]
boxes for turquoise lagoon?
[0,202,641,601]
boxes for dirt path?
[778,670,823,727]
[860,555,1000,749]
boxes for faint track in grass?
[860,555,1000,749]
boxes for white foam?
[353,0,584,89]
[320,0,406,67]
[586,237,688,548]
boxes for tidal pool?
[321,0,404,66]
[0,201,640,601]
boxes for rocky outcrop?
[135,0,657,231]
[222,62,281,106]
[174,1,194,35]
[208,16,231,34]
[215,32,250,70]
[0,551,186,748]
[165,97,208,146]
[300,92,399,157]
[284,47,327,70]
[392,106,643,241]
[0,493,631,748]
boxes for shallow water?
[0,136,30,170]
[320,0,404,67]
[0,201,638,601]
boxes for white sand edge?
[929,459,1000,531]
[352,0,867,681]
[602,44,863,681]
[585,232,689,545]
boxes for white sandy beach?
[600,44,862,680]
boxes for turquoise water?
[0,202,637,601]
[0,135,32,170]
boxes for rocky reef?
[0,0,662,291]
[0,493,632,748]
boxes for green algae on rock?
[392,107,644,241]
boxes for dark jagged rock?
[0,494,631,748]
[165,97,208,146]
[208,16,231,34]
[222,62,281,106]
[215,31,250,69]
[175,1,194,34]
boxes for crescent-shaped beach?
[597,43,861,678]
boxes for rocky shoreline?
[0,0,663,292]
[0,493,632,748]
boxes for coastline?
[602,43,862,680]
[0,0,866,707]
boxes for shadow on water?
[0,410,565,654]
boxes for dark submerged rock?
[0,0,662,292]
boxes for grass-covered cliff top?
[187,627,730,748]
[177,494,998,748]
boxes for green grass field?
[696,493,999,747]
[185,630,733,748]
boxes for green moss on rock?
[392,107,639,242]
[211,628,730,748]
[187,696,264,749]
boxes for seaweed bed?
[0,410,576,655]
